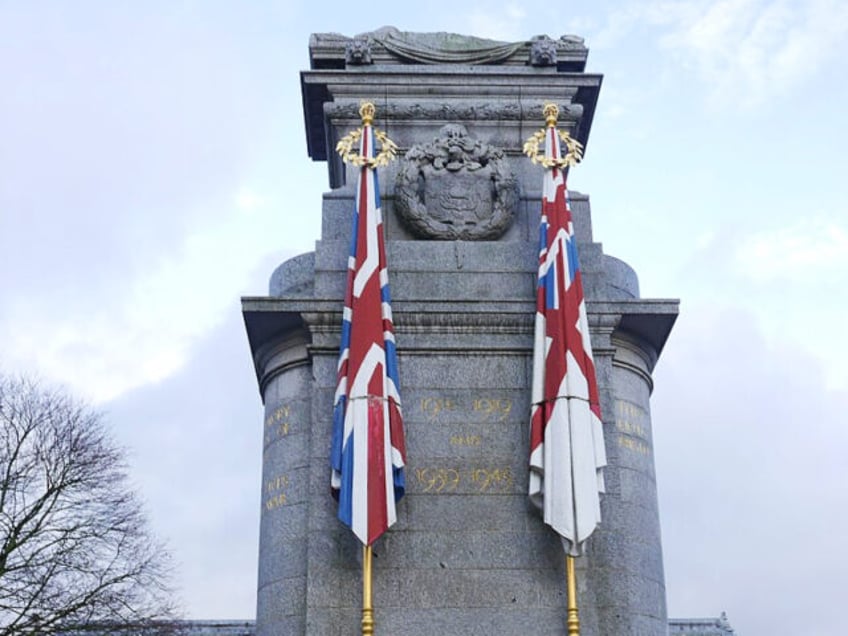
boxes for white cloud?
[730,218,848,389]
[734,217,848,283]
[686,218,847,390]
[654,306,848,634]
[589,0,848,106]
[2,188,298,403]
[235,190,267,211]
[464,3,528,41]
[669,0,848,105]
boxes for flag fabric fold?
[331,123,406,546]
[529,127,606,556]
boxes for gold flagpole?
[361,544,374,635]
[566,554,580,635]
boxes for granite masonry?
[60,616,738,635]
[242,28,680,635]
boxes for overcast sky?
[2,1,847,634]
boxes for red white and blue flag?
[529,127,606,556]
[331,124,406,546]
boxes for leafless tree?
[0,375,178,635]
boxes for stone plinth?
[244,28,678,636]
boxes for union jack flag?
[529,127,606,556]
[330,123,406,546]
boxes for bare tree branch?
[0,375,179,636]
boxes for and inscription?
[417,395,516,452]
[394,124,517,240]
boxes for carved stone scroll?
[394,124,517,240]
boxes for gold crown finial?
[544,102,559,127]
[523,101,584,169]
[336,101,398,167]
[359,101,376,125]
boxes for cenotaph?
[242,27,678,636]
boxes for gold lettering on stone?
[615,419,646,438]
[421,397,457,422]
[264,404,292,445]
[470,467,514,492]
[264,473,290,511]
[472,398,512,422]
[617,435,651,456]
[616,401,642,419]
[614,400,647,439]
[413,466,515,493]
[449,434,482,446]
[414,467,461,493]
[418,395,514,423]
[265,493,287,510]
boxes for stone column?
[253,330,311,635]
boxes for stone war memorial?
[243,27,683,636]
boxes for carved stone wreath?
[394,124,517,240]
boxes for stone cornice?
[301,67,602,167]
[323,97,584,124]
[242,296,678,361]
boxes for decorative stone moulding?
[394,124,518,240]
[323,100,584,123]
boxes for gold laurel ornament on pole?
[336,101,398,168]
[523,102,583,168]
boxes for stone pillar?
[254,330,311,634]
[244,29,678,636]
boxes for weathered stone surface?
[244,28,679,636]
[309,27,588,69]
[53,612,742,636]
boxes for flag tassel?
[361,544,374,635]
[566,554,580,635]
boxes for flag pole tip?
[543,102,559,127]
[360,101,376,125]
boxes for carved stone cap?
[310,27,589,71]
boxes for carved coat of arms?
[394,124,517,240]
